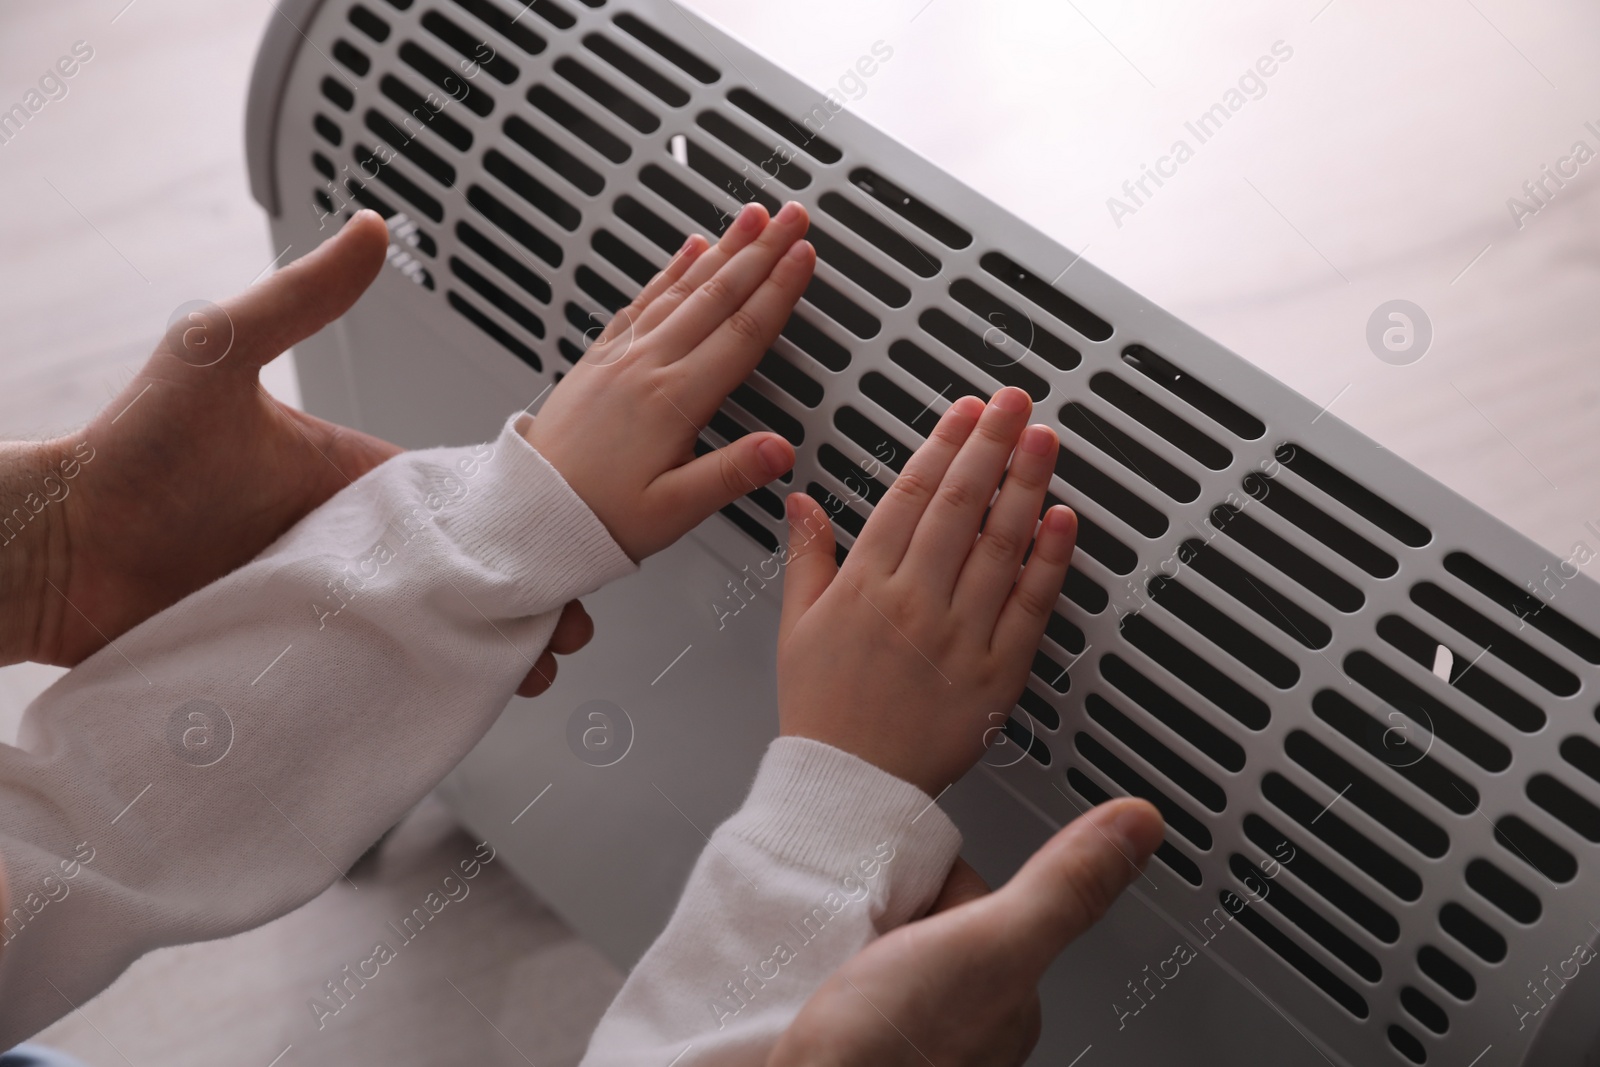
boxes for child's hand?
[777,388,1078,796]
[523,202,816,561]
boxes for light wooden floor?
[1,0,1597,1063]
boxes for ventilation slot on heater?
[379,75,473,150]
[1443,551,1600,665]
[1342,651,1511,772]
[1099,654,1245,773]
[422,11,522,80]
[695,112,811,189]
[1208,504,1363,613]
[1016,685,1060,730]
[1463,858,1541,924]
[450,0,558,46]
[1309,690,1477,813]
[1224,894,1370,1019]
[350,6,391,42]
[448,292,541,370]
[999,716,1051,767]
[468,185,563,264]
[1119,344,1265,440]
[1274,443,1431,547]
[334,38,372,76]
[1227,854,1381,982]
[365,111,456,184]
[1387,1025,1427,1064]
[1242,813,1400,943]
[1438,902,1506,965]
[583,33,690,106]
[1261,772,1423,901]
[1417,945,1476,1001]
[1086,695,1226,813]
[920,309,1050,399]
[1044,491,1135,576]
[506,115,605,195]
[1089,372,1229,469]
[1075,733,1212,849]
[1119,614,1270,730]
[1401,985,1450,1034]
[1284,731,1448,858]
[1243,472,1397,579]
[486,150,581,229]
[1526,773,1600,843]
[459,221,551,301]
[1067,767,1202,886]
[557,57,659,132]
[528,84,631,164]
[1375,614,1545,732]
[1493,814,1577,883]
[728,88,841,164]
[1061,403,1198,503]
[847,166,969,247]
[1175,539,1331,648]
[354,144,443,220]
[399,41,495,115]
[450,257,545,336]
[322,76,355,111]
[978,250,1110,342]
[1410,583,1580,697]
[1147,578,1300,690]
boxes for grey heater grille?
[247,1,1600,1063]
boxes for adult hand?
[523,201,815,562]
[769,798,1165,1067]
[0,210,581,696]
[777,388,1077,796]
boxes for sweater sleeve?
[579,736,964,1067]
[0,412,635,1046]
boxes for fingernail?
[1018,424,1055,455]
[991,388,1029,415]
[784,239,813,263]
[1108,801,1162,860]
[758,437,792,475]
[1044,504,1075,532]
[675,235,697,257]
[735,202,765,230]
[775,201,802,224]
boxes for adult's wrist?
[0,437,76,666]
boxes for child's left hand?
[523,202,815,561]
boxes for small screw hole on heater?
[1068,767,1203,886]
[1100,654,1245,773]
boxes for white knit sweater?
[0,413,962,1062]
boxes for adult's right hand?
[768,798,1164,1067]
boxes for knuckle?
[719,451,754,498]
[664,278,696,305]
[698,275,734,306]
[724,308,765,343]
[980,526,1023,563]
[1014,581,1058,620]
[936,478,976,512]
[887,469,933,505]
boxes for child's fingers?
[900,388,1033,596]
[779,492,837,645]
[624,203,769,340]
[678,239,815,418]
[849,397,984,573]
[992,505,1077,655]
[953,425,1060,623]
[592,234,707,349]
[646,201,811,360]
[647,430,795,536]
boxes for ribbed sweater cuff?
[433,413,637,600]
[723,737,964,925]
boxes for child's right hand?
[777,388,1079,796]
[524,202,815,562]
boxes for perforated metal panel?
[247,2,1600,1064]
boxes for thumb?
[159,210,391,373]
[778,491,836,644]
[649,432,795,548]
[991,798,1163,975]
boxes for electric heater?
[245,2,1600,1063]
